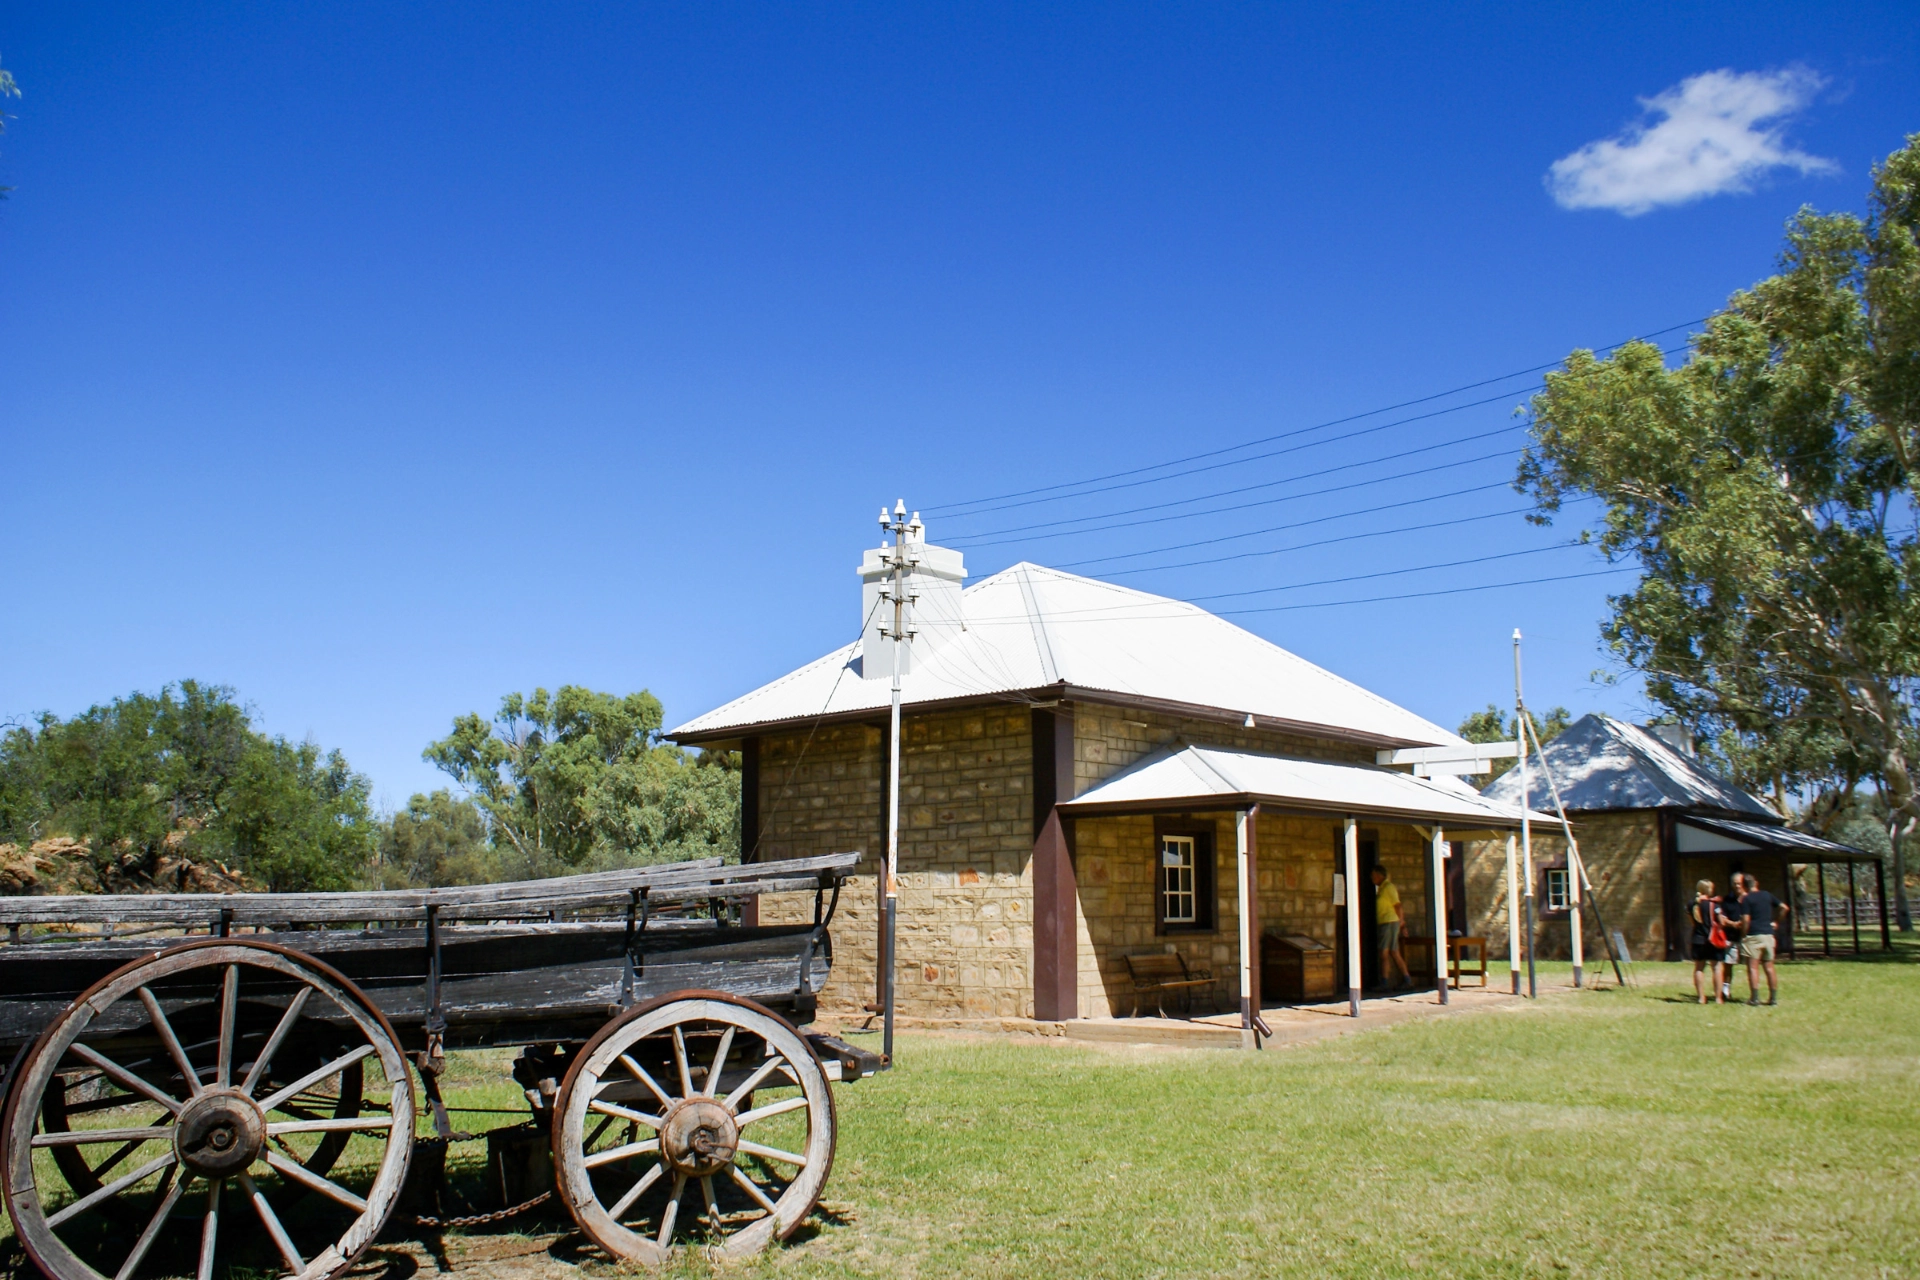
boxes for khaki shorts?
[1740,934,1776,962]
[1378,922,1402,951]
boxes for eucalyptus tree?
[1520,136,1920,928]
[424,685,738,877]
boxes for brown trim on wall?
[739,736,760,926]
[1245,807,1261,1025]
[1658,809,1681,961]
[1032,706,1079,1021]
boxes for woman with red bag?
[1690,879,1729,1004]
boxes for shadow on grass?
[348,1248,423,1279]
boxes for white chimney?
[859,512,966,679]
[1646,723,1695,757]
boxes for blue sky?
[2,4,1915,806]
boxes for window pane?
[1162,836,1197,924]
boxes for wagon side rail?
[0,852,863,931]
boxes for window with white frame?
[1544,867,1571,913]
[1161,835,1197,925]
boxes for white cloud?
[1546,68,1836,216]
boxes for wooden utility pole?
[1515,629,1537,1000]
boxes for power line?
[1052,481,1516,571]
[1082,506,1540,579]
[951,446,1519,551]
[957,565,1636,621]
[932,543,1595,627]
[1215,567,1637,616]
[946,422,1523,545]
[927,320,1705,518]
[936,339,1691,527]
[939,387,1526,523]
[1190,542,1584,602]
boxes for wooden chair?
[1124,952,1214,1018]
[1448,936,1489,988]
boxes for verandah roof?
[1679,815,1872,862]
[1056,744,1549,829]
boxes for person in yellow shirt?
[1370,865,1412,991]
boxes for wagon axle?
[660,1099,738,1176]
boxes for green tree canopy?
[1520,135,1920,830]
[376,790,495,888]
[0,681,375,892]
[423,686,739,878]
[1457,704,1570,786]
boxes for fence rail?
[1790,861,1894,952]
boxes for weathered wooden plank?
[0,852,860,928]
[0,919,834,1051]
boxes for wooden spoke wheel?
[40,1052,365,1206]
[2,940,415,1280]
[553,992,835,1264]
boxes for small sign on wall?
[1332,873,1346,906]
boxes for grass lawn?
[660,948,1920,1279]
[2,949,1912,1279]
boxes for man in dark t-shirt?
[1737,875,1789,1006]
[1717,881,1747,1001]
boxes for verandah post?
[1431,825,1449,1005]
[1344,817,1362,1018]
[1850,861,1862,954]
[1236,805,1265,1048]
[1819,862,1831,956]
[1030,707,1078,1022]
[1879,860,1892,952]
[1505,832,1521,993]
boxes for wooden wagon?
[0,851,876,1279]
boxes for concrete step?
[1062,1018,1244,1049]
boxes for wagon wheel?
[2,940,415,1280]
[41,1056,366,1204]
[553,991,835,1264]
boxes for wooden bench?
[1125,952,1215,1018]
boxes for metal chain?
[406,1190,552,1229]
[402,1127,556,1229]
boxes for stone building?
[1464,714,1873,963]
[668,523,1531,1035]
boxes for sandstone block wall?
[753,698,1437,1021]
[1463,812,1667,962]
[755,707,1036,1019]
[1072,706,1374,795]
[1072,811,1434,1017]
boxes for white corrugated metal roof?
[1057,744,1543,828]
[1482,714,1777,817]
[669,562,1466,748]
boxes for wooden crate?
[1262,933,1337,1004]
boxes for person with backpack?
[1690,879,1727,1004]
[1736,873,1789,1005]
